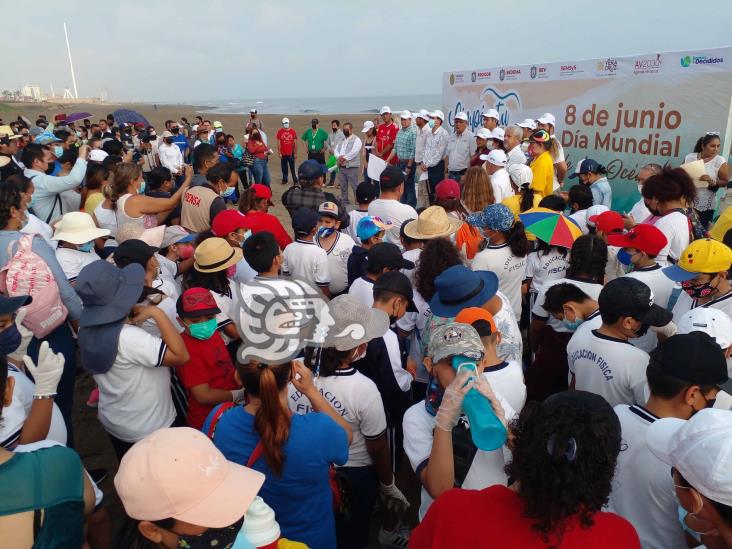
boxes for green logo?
[680,56,692,67]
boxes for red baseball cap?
[211,210,248,238]
[607,223,668,256]
[435,179,461,201]
[588,210,624,234]
[251,184,274,206]
[175,287,221,318]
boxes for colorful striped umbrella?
[519,207,582,248]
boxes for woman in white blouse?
[685,132,729,227]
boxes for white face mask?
[283,123,290,128]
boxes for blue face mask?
[0,324,21,355]
[220,186,235,198]
[53,146,63,158]
[617,249,634,266]
[428,119,436,129]
[562,312,584,331]
[78,241,94,253]
[137,181,146,195]
[317,226,336,238]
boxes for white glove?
[231,388,246,404]
[8,308,34,363]
[379,480,410,511]
[22,341,65,398]
[473,376,507,428]
[434,368,475,432]
[651,321,677,338]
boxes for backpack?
[0,234,68,338]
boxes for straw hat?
[52,212,110,244]
[194,237,243,273]
[402,206,463,240]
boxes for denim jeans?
[398,159,416,208]
[251,157,271,186]
[448,168,467,182]
[280,154,297,183]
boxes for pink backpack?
[0,234,68,337]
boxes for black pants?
[308,151,325,164]
[335,466,379,549]
[280,154,297,183]
[108,433,135,462]
[697,208,715,229]
[427,160,445,204]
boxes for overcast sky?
[3,0,732,102]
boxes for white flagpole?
[63,22,79,99]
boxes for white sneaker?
[378,526,410,548]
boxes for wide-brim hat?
[76,262,145,328]
[324,295,390,351]
[194,237,243,273]
[52,211,110,244]
[430,265,499,318]
[403,206,462,240]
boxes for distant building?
[21,84,42,100]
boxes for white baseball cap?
[416,109,431,121]
[431,110,445,121]
[585,205,610,228]
[361,120,375,133]
[454,111,469,122]
[480,149,508,166]
[517,118,537,130]
[490,127,505,141]
[380,105,392,115]
[508,163,533,186]
[89,149,109,162]
[537,113,556,126]
[282,117,290,124]
[677,308,732,349]
[647,409,732,506]
[482,109,499,120]
[475,128,492,140]
[400,110,412,120]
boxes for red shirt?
[276,128,297,156]
[410,485,640,549]
[177,332,240,430]
[376,122,399,165]
[247,139,269,159]
[242,210,293,250]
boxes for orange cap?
[454,307,496,334]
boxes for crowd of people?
[0,106,731,549]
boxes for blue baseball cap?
[569,158,602,178]
[356,215,391,241]
[467,203,515,232]
[0,295,31,316]
[292,207,319,236]
[429,265,499,318]
[297,159,327,181]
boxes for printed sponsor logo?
[560,64,583,76]
[633,54,662,74]
[499,68,506,81]
[595,58,618,75]
[530,66,537,79]
[681,55,724,67]
[476,70,492,81]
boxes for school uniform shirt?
[625,265,676,352]
[525,249,568,293]
[346,209,369,245]
[493,291,524,365]
[532,277,604,334]
[156,253,182,299]
[211,291,236,344]
[288,367,387,468]
[316,231,355,295]
[177,331,239,430]
[55,247,101,283]
[282,238,330,290]
[402,247,422,285]
[396,289,431,383]
[203,406,348,549]
[651,211,690,265]
[606,245,625,282]
[94,324,174,443]
[472,244,527,318]
[567,329,648,407]
[672,287,732,324]
[483,360,526,415]
[347,276,375,308]
[489,168,514,204]
[403,380,516,520]
[569,209,590,235]
[367,199,418,251]
[608,404,688,549]
[1,363,67,449]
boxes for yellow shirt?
[710,206,732,242]
[83,192,105,216]
[530,151,554,197]
[502,193,542,240]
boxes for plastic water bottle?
[452,356,507,451]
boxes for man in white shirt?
[608,333,730,549]
[413,110,432,209]
[157,130,184,176]
[503,126,526,168]
[481,109,500,132]
[420,110,449,204]
[326,120,345,187]
[368,166,418,250]
[536,112,567,191]
[624,163,662,228]
[481,149,513,203]
[567,277,673,406]
[446,111,475,181]
[334,122,362,205]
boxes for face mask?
[165,138,173,145]
[317,226,335,238]
[176,518,242,549]
[189,317,218,340]
[283,123,290,128]
[332,128,338,133]
[681,279,715,299]
[424,374,444,416]
[78,241,94,253]
[343,130,351,137]
[634,321,650,338]
[53,146,63,158]
[0,324,21,355]
[137,181,146,195]
[562,315,584,331]
[428,119,435,128]
[617,249,633,266]
[637,184,643,194]
[150,130,157,136]
[311,123,317,129]
[220,186,235,198]
[644,201,661,216]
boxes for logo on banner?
[499,68,506,81]
[681,54,724,67]
[596,58,618,76]
[471,71,477,82]
[530,66,537,79]
[633,54,662,74]
[476,71,492,81]
[560,64,580,76]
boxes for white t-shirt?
[672,288,732,324]
[94,324,175,442]
[1,363,67,449]
[569,209,590,235]
[684,153,726,212]
[403,378,516,519]
[282,239,330,289]
[651,212,690,265]
[625,265,677,352]
[525,248,568,293]
[401,248,422,285]
[483,360,526,414]
[288,367,386,468]
[551,140,566,191]
[472,244,526,319]
[367,199,418,251]
[489,169,514,204]
[608,404,688,549]
[316,231,355,295]
[493,291,524,364]
[55,247,101,282]
[348,276,375,308]
[567,328,649,407]
[346,209,369,245]
[532,277,604,333]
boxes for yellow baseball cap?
[663,238,732,282]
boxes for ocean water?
[196,93,441,115]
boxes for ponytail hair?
[694,133,720,154]
[547,137,560,159]
[236,360,292,476]
[107,162,142,211]
[519,184,535,213]
[567,234,607,284]
[505,220,529,257]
